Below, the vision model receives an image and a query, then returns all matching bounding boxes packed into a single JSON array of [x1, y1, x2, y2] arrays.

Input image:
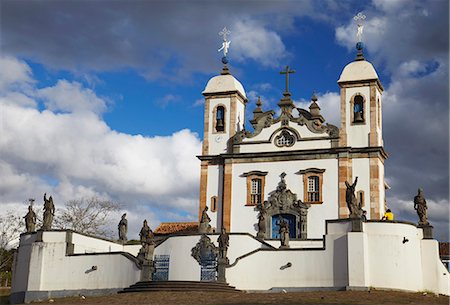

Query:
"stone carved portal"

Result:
[[256, 173, 310, 240]]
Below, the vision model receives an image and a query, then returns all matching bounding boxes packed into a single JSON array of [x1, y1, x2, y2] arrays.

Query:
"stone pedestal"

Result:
[[419, 224, 433, 239], [351, 218, 363, 232], [140, 260, 155, 281], [217, 258, 229, 283]]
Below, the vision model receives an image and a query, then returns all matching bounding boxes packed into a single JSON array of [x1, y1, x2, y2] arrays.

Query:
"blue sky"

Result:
[[1, 0, 448, 240]]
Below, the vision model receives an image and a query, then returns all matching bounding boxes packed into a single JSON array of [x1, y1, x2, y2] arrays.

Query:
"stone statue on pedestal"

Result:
[[279, 218, 290, 248], [256, 201, 267, 238], [24, 199, 37, 233], [345, 177, 362, 218], [118, 213, 128, 243], [217, 228, 229, 261], [138, 219, 155, 281], [199, 206, 212, 233], [414, 188, 429, 225], [41, 193, 55, 230]]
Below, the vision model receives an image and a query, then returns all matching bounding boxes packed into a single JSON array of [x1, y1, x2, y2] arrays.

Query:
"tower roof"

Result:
[[337, 59, 379, 83], [203, 73, 247, 99]]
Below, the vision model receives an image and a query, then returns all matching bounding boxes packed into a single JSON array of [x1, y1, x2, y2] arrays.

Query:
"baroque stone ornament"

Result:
[[118, 213, 128, 243], [199, 206, 213, 233], [24, 199, 37, 233], [414, 188, 429, 225], [191, 234, 218, 266], [345, 177, 363, 218], [41, 193, 55, 230], [256, 173, 310, 240]]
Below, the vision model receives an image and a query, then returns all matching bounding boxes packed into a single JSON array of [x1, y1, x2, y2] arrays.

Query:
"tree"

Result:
[[55, 197, 120, 238], [0, 211, 23, 275]]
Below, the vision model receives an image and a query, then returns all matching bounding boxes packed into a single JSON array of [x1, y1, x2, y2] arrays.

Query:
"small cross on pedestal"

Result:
[[280, 66, 296, 93]]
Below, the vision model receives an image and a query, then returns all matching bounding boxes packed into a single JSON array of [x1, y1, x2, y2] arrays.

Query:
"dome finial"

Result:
[[218, 27, 232, 74], [353, 12, 366, 61]]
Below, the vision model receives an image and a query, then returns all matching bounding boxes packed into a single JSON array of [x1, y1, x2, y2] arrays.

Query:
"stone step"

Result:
[[119, 280, 241, 293]]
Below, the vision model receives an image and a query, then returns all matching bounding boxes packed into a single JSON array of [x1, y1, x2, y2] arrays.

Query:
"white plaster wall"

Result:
[[40, 249, 140, 290], [352, 158, 371, 218], [376, 89, 383, 146], [206, 165, 220, 229], [208, 98, 230, 155], [420, 239, 450, 295], [236, 100, 245, 132], [264, 239, 323, 249], [377, 159, 386, 216], [230, 159, 339, 238], [346, 86, 371, 148], [71, 233, 123, 254], [12, 231, 141, 295], [364, 222, 424, 292], [154, 235, 203, 281], [226, 232, 348, 290]]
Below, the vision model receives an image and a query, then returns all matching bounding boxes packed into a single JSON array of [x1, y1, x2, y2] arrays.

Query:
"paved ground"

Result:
[[9, 290, 448, 305]]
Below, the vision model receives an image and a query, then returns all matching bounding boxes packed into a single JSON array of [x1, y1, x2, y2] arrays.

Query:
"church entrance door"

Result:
[[271, 214, 296, 239]]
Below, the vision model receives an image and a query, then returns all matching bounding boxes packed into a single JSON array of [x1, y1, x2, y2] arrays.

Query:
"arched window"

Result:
[[215, 106, 225, 132], [353, 95, 364, 123]]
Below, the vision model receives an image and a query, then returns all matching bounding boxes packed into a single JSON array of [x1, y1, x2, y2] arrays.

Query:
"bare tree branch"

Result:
[[55, 197, 120, 238]]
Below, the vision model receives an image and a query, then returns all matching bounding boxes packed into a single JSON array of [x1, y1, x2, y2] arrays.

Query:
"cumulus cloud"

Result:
[[0, 57, 202, 237], [232, 19, 288, 67], [38, 80, 108, 114]]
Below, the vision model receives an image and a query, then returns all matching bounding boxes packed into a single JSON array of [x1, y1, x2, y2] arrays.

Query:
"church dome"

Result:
[[203, 74, 247, 98], [338, 60, 379, 83]]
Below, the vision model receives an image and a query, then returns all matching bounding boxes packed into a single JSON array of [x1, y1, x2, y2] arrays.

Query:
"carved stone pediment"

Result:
[[191, 235, 218, 266], [256, 173, 311, 240]]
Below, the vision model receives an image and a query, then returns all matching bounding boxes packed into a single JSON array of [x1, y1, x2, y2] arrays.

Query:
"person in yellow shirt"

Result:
[[382, 209, 394, 221]]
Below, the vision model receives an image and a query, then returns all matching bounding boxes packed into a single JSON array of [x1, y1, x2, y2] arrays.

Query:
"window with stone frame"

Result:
[[297, 168, 325, 204], [242, 171, 268, 206]]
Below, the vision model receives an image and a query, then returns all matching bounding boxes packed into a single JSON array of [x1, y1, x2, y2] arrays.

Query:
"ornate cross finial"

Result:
[[280, 172, 287, 179], [280, 66, 296, 93], [353, 12, 366, 43], [218, 27, 231, 57], [28, 198, 35, 206]]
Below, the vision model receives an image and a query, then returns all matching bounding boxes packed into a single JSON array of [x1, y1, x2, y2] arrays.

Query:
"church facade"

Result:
[[10, 42, 449, 304], [199, 52, 386, 240]]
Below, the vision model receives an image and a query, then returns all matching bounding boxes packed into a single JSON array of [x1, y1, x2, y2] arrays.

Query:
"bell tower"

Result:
[[336, 13, 387, 220], [198, 28, 247, 229]]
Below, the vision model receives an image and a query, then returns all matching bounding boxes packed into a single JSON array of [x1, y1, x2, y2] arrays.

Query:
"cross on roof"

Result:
[[280, 66, 295, 93]]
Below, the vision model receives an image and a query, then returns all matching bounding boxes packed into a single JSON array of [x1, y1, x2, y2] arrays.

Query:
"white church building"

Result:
[[10, 37, 449, 303]]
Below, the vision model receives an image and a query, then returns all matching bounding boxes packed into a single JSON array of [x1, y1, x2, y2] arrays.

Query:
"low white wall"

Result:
[[226, 233, 348, 290], [11, 230, 141, 304]]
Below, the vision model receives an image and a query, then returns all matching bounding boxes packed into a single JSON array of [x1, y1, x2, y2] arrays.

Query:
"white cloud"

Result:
[[0, 57, 202, 237], [0, 56, 34, 91], [38, 80, 108, 114], [232, 19, 288, 67]]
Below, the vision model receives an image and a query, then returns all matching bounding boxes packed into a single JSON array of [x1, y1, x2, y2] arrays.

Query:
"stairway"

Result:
[[119, 280, 241, 293]]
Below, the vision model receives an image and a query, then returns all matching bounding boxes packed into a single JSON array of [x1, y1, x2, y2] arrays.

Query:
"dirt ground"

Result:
[[11, 290, 449, 305]]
